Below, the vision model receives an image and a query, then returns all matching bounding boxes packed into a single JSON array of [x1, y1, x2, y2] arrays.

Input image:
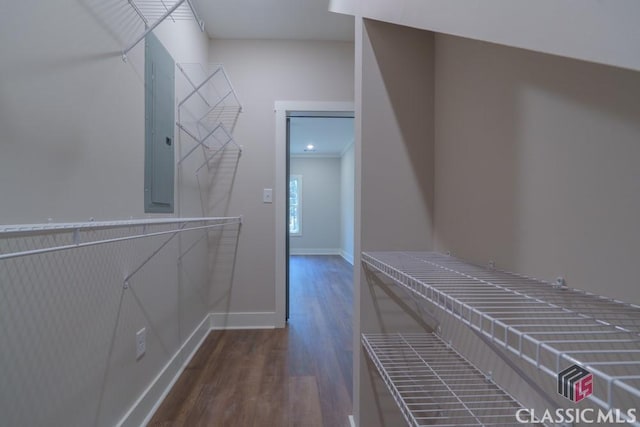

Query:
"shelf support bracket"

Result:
[[176, 122, 224, 164], [177, 63, 211, 108], [128, 0, 149, 27], [123, 222, 187, 287], [178, 67, 222, 108], [185, 0, 205, 32], [122, 0, 187, 61]]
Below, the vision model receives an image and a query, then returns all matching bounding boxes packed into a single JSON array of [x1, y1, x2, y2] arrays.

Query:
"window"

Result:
[[289, 175, 302, 236]]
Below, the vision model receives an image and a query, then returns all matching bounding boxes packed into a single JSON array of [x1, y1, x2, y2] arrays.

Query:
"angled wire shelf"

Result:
[[133, 0, 198, 21], [175, 63, 242, 176], [122, 0, 204, 60], [362, 333, 531, 426], [177, 63, 242, 139], [362, 251, 640, 424]]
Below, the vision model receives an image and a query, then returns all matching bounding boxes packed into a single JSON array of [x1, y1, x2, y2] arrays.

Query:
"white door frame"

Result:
[[274, 100, 354, 328]]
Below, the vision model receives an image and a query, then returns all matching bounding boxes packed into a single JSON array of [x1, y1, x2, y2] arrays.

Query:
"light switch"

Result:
[[263, 188, 273, 203]]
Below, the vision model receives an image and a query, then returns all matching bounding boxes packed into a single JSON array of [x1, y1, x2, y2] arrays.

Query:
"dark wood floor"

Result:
[[149, 255, 353, 427]]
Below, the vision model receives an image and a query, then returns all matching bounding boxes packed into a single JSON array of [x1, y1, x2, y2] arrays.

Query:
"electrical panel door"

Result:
[[144, 32, 175, 213]]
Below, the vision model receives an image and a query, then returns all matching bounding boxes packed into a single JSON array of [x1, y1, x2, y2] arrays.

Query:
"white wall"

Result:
[[356, 19, 436, 427], [434, 33, 640, 304], [331, 0, 640, 72], [0, 2, 216, 425], [340, 143, 355, 263], [207, 39, 354, 320], [290, 157, 341, 254]]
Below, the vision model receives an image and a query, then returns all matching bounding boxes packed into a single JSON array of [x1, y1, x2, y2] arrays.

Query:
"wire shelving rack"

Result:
[[362, 333, 533, 426], [0, 217, 241, 262], [123, 0, 204, 60], [175, 62, 242, 181], [177, 62, 242, 142], [362, 251, 640, 425]]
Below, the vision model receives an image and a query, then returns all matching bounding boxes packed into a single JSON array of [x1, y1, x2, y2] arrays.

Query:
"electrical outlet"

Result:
[[136, 328, 146, 360]]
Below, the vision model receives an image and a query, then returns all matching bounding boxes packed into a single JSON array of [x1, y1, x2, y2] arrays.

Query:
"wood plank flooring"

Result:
[[149, 255, 353, 427]]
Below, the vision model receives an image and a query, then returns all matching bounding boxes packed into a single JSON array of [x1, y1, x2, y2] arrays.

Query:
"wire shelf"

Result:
[[177, 63, 242, 140], [362, 333, 531, 426], [0, 217, 241, 261], [362, 251, 640, 422], [122, 0, 204, 59], [133, 0, 196, 21]]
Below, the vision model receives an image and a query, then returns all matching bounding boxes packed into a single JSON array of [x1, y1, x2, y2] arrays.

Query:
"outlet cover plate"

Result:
[[136, 328, 146, 360]]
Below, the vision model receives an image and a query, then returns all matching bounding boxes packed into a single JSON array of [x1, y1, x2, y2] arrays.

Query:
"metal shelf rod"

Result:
[[194, 127, 241, 173], [176, 122, 224, 164], [178, 66, 223, 108], [128, 0, 149, 26], [0, 217, 240, 237], [219, 66, 242, 112], [0, 217, 241, 261], [196, 90, 235, 123], [185, 0, 204, 31], [176, 63, 211, 107]]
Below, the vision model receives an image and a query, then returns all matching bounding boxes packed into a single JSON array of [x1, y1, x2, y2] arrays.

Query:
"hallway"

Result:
[[149, 255, 353, 426]]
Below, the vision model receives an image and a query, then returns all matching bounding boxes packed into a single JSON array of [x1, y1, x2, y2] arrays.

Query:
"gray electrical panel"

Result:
[[144, 32, 175, 213]]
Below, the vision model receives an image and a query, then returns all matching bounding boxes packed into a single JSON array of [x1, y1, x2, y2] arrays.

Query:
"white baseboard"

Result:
[[290, 248, 341, 256], [210, 311, 276, 330], [349, 414, 356, 427], [117, 314, 212, 427], [117, 311, 276, 426], [340, 250, 354, 265]]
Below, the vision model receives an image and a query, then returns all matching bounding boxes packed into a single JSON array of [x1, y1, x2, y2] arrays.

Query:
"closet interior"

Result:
[[356, 17, 640, 427]]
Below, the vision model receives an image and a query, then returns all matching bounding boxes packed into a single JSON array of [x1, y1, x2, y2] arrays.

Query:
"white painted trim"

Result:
[[117, 311, 276, 426], [117, 313, 212, 427], [340, 139, 355, 158], [275, 101, 355, 329], [290, 153, 342, 159], [290, 248, 341, 256], [349, 414, 356, 427], [340, 249, 354, 265], [210, 312, 275, 329]]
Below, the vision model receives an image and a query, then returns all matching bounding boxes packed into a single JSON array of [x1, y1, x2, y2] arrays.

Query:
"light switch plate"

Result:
[[263, 188, 273, 203]]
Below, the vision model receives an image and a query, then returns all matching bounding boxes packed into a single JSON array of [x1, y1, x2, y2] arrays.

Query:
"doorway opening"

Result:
[[286, 113, 354, 320], [274, 101, 354, 326]]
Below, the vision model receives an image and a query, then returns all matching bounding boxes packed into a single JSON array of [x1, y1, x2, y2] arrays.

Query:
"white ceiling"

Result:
[[289, 117, 354, 156], [192, 0, 354, 42]]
